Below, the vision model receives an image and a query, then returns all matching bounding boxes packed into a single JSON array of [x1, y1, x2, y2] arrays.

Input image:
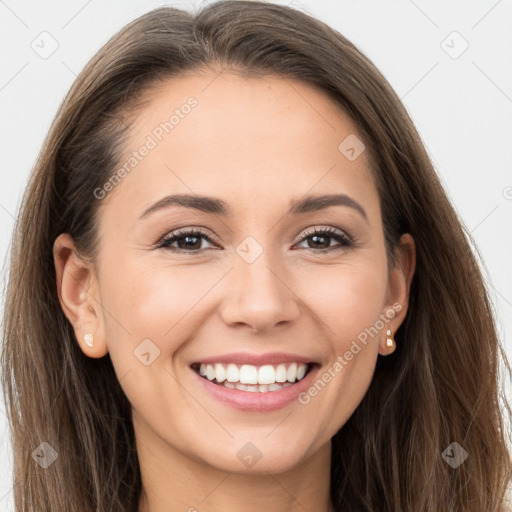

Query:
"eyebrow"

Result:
[[139, 193, 368, 221]]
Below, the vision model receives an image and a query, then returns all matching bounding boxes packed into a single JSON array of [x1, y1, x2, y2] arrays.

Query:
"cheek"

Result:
[[294, 261, 387, 435], [100, 255, 222, 353], [302, 260, 389, 344], [98, 258, 217, 411]]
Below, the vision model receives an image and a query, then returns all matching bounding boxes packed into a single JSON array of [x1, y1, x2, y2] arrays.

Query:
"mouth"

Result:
[[191, 363, 316, 393], [190, 361, 317, 393], [190, 355, 322, 412]]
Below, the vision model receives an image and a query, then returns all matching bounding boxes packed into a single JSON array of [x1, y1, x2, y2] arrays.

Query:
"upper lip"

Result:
[[190, 352, 316, 367]]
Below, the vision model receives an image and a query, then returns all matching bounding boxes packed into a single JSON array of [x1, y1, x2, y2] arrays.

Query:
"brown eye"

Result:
[[158, 229, 217, 252], [295, 227, 353, 252]]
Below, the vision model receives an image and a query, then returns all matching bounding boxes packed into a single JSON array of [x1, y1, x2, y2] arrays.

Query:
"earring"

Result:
[[385, 329, 395, 349], [84, 333, 94, 347]]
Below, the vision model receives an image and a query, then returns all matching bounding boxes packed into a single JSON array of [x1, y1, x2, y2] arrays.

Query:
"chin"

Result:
[[191, 437, 315, 475]]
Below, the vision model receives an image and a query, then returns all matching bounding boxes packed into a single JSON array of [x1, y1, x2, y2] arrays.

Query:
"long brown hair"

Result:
[[2, 1, 511, 510]]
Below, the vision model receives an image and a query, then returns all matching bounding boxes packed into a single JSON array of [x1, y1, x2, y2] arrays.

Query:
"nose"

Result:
[[218, 250, 300, 333]]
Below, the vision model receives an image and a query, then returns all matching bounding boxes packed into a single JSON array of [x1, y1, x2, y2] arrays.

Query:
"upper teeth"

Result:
[[198, 363, 308, 385]]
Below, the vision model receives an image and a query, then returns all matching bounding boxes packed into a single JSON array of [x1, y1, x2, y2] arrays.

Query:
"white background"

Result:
[[1, 0, 511, 509]]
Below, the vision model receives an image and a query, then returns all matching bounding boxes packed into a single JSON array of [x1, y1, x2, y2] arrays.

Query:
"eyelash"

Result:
[[156, 226, 354, 254]]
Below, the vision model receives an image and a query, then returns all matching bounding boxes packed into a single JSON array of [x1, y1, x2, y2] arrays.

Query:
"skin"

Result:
[[54, 70, 415, 512]]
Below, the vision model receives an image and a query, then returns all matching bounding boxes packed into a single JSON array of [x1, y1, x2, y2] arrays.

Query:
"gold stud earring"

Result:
[[385, 329, 395, 349], [84, 333, 94, 347]]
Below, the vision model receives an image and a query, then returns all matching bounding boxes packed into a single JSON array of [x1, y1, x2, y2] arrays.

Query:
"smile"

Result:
[[191, 362, 312, 393]]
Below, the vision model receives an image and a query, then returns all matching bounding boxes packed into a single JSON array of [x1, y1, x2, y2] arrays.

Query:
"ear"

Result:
[[378, 233, 416, 355], [53, 233, 108, 358]]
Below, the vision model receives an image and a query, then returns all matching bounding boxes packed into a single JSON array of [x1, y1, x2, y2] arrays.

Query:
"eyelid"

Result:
[[157, 226, 221, 246], [296, 225, 352, 241]]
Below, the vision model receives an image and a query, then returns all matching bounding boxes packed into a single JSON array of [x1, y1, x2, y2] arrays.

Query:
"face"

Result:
[[55, 70, 413, 476]]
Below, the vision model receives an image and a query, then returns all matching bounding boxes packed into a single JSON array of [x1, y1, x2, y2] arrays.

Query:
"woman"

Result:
[[2, 1, 511, 511]]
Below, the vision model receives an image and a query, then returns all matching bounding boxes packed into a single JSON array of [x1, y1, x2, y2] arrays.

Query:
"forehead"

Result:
[[101, 70, 378, 220]]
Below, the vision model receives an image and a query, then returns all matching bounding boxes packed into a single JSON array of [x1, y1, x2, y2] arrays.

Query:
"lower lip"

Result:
[[192, 364, 320, 412]]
